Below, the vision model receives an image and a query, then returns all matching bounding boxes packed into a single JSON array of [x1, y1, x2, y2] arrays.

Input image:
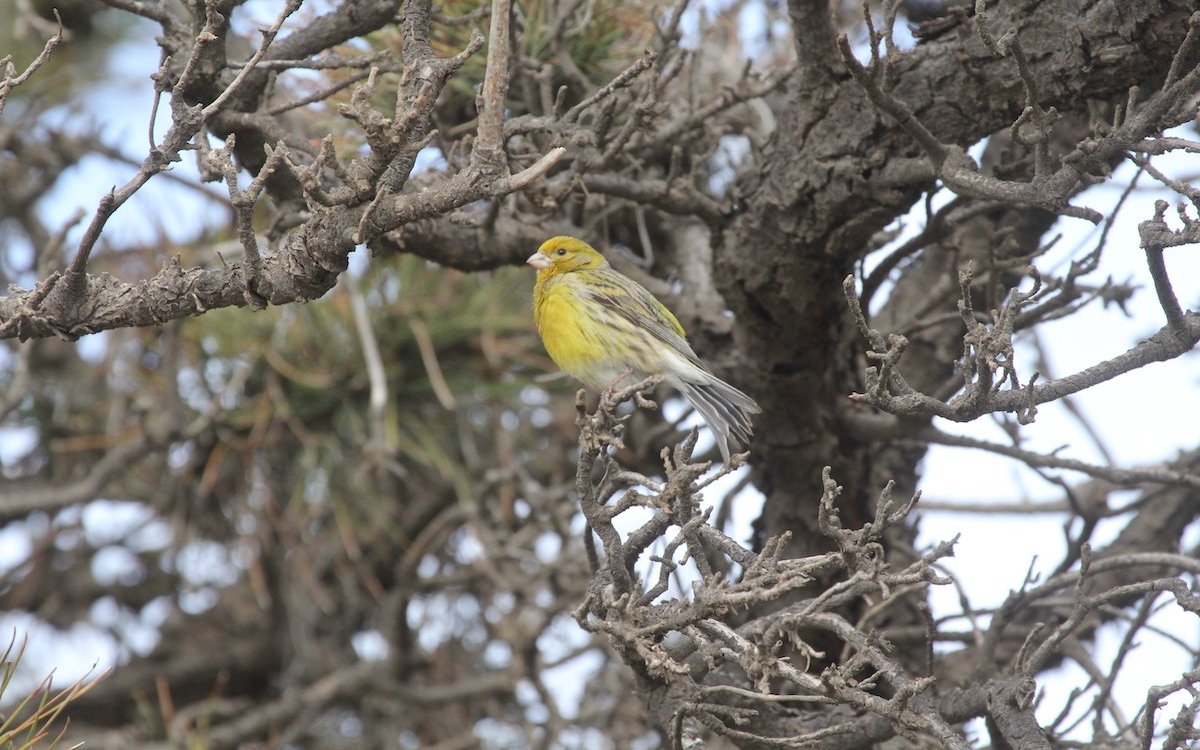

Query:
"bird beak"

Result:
[[526, 251, 551, 269]]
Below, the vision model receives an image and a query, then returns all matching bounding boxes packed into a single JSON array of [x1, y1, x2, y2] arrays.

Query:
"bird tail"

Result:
[[673, 376, 761, 462]]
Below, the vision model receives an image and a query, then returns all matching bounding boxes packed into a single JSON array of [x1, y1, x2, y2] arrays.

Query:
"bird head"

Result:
[[526, 236, 609, 275]]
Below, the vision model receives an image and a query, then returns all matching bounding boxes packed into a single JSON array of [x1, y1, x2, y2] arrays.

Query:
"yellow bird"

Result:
[[528, 236, 760, 462]]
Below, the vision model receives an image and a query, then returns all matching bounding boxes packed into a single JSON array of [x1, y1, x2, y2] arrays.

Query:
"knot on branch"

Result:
[[1139, 198, 1200, 250]]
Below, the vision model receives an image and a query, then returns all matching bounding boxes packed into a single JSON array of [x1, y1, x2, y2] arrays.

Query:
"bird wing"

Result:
[[581, 269, 704, 368]]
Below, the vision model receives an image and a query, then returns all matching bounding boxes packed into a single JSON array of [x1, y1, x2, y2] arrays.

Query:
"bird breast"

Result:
[[534, 274, 652, 389]]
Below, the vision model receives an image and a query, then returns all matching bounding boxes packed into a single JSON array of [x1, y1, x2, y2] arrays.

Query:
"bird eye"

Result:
[[556, 248, 567, 256]]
